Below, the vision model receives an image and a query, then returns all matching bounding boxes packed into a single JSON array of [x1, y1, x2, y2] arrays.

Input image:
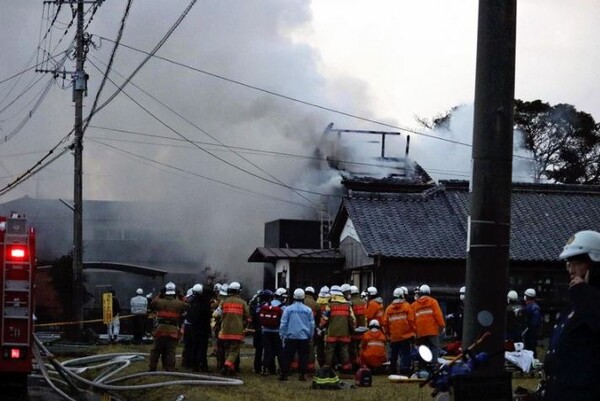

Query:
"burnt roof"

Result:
[[331, 180, 600, 262]]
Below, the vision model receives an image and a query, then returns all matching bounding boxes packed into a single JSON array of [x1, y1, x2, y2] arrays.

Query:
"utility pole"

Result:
[[72, 0, 86, 336], [461, 1, 516, 400]]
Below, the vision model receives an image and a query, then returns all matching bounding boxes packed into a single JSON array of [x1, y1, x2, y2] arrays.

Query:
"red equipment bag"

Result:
[[355, 366, 372, 387], [259, 304, 283, 329]]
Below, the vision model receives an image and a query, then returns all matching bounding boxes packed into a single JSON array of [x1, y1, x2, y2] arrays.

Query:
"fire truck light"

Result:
[[10, 348, 20, 359], [9, 247, 26, 259]]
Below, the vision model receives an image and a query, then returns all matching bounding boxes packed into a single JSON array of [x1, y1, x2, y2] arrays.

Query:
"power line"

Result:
[[86, 59, 329, 198], [87, 138, 323, 210], [89, 54, 320, 208]]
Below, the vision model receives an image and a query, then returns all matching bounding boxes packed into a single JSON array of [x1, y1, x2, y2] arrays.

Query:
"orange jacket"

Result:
[[412, 296, 445, 338], [383, 299, 416, 342], [365, 298, 384, 325], [360, 329, 387, 369]]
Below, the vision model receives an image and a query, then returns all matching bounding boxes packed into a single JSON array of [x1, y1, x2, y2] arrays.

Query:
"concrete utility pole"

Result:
[[72, 0, 86, 333], [462, 0, 517, 400]]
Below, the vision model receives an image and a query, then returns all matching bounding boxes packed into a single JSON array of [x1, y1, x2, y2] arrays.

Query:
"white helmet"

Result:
[[350, 285, 360, 295], [318, 286, 330, 297], [329, 285, 343, 296], [192, 284, 203, 294], [165, 282, 176, 295], [393, 287, 405, 298], [400, 286, 408, 296], [214, 283, 222, 292], [219, 284, 229, 296], [340, 284, 351, 293], [228, 282, 241, 292], [186, 288, 193, 297], [293, 288, 305, 300], [304, 286, 315, 294], [275, 287, 287, 297], [367, 286, 378, 296], [136, 288, 144, 295], [368, 319, 380, 329], [507, 290, 518, 302], [419, 284, 431, 295], [459, 286, 466, 301], [524, 288, 536, 298], [559, 230, 600, 262]]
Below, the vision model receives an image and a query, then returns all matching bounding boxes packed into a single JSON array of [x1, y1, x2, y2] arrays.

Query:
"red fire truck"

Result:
[[0, 215, 36, 389]]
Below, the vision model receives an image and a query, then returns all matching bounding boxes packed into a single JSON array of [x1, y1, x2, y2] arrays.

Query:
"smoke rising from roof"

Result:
[[0, 1, 381, 291]]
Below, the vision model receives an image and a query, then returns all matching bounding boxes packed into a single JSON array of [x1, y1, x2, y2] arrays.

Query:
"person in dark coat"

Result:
[[186, 284, 213, 372], [543, 230, 600, 401], [522, 288, 542, 357]]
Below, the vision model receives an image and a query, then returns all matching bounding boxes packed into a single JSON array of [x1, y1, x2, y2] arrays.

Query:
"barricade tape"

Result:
[[35, 314, 136, 328]]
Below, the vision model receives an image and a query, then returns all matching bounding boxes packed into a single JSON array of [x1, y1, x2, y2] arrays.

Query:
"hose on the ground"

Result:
[[33, 333, 243, 399]]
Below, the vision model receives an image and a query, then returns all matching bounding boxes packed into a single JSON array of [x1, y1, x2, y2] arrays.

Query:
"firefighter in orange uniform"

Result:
[[360, 319, 388, 371], [149, 282, 188, 371], [349, 285, 367, 369], [365, 286, 385, 325], [218, 281, 250, 376], [383, 287, 416, 374], [314, 286, 330, 367], [412, 284, 445, 360], [320, 285, 356, 372]]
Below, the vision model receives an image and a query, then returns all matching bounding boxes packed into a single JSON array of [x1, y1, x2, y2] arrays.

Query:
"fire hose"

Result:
[[32, 333, 243, 401]]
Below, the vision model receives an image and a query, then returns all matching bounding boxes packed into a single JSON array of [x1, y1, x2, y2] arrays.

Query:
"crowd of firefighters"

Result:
[[119, 279, 545, 379]]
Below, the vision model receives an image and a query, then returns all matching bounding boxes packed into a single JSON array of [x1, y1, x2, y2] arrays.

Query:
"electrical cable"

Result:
[[89, 54, 321, 208], [87, 137, 325, 210], [81, 0, 198, 135], [87, 59, 328, 198]]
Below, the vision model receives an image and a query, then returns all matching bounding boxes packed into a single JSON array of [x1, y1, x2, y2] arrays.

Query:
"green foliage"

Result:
[[514, 100, 600, 184]]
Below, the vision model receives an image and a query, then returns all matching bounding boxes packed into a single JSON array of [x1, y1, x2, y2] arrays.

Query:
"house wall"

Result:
[[289, 261, 341, 292], [340, 236, 373, 270]]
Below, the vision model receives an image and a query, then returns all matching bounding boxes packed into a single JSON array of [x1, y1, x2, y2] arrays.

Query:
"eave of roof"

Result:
[[248, 247, 343, 263]]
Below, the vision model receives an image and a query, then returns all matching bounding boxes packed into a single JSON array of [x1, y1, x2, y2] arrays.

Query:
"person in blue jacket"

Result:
[[278, 288, 315, 382], [522, 287, 542, 357], [543, 230, 600, 401]]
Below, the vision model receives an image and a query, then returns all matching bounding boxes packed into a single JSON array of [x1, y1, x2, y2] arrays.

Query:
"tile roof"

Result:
[[340, 181, 600, 262], [248, 247, 343, 263]]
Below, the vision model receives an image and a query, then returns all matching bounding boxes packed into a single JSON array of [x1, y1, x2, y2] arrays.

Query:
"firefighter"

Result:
[[250, 289, 271, 374], [360, 319, 388, 372], [365, 286, 384, 326], [446, 286, 465, 341], [383, 287, 416, 375], [543, 230, 600, 401], [186, 284, 212, 372], [148, 282, 188, 372], [320, 285, 355, 372], [212, 283, 228, 371], [506, 290, 524, 342], [412, 284, 445, 361], [259, 287, 286, 375], [315, 286, 330, 367], [349, 285, 367, 369], [303, 286, 318, 372], [218, 281, 250, 376], [130, 288, 148, 344], [522, 288, 542, 357]]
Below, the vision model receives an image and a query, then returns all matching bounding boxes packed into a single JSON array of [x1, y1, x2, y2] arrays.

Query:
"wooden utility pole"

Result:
[[462, 0, 517, 400], [72, 0, 86, 333]]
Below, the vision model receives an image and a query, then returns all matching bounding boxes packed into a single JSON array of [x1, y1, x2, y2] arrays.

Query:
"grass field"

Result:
[[52, 342, 541, 401]]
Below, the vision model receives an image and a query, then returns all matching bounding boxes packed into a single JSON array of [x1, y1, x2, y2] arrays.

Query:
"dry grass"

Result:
[[54, 342, 541, 401]]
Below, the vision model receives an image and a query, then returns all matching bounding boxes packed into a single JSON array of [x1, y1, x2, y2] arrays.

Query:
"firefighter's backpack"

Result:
[[354, 366, 372, 387], [258, 304, 283, 329], [311, 366, 341, 390]]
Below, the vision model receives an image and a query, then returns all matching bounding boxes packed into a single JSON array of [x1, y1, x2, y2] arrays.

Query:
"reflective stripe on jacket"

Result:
[[218, 295, 250, 341], [383, 299, 416, 342], [321, 295, 355, 343], [412, 296, 445, 338], [150, 296, 187, 339], [360, 329, 387, 368]]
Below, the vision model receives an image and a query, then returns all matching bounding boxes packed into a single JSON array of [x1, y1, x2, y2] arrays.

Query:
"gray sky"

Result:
[[0, 1, 598, 289]]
